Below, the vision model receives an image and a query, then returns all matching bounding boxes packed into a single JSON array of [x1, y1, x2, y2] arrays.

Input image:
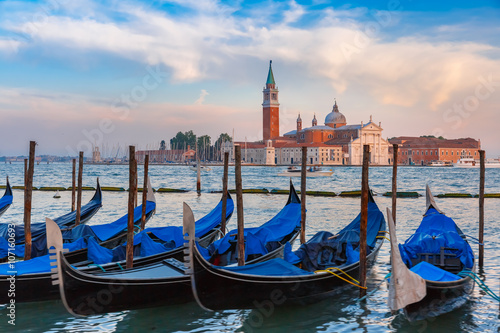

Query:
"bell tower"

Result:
[[262, 60, 280, 141]]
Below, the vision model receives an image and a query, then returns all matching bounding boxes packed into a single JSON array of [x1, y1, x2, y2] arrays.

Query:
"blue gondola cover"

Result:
[[398, 208, 474, 269]]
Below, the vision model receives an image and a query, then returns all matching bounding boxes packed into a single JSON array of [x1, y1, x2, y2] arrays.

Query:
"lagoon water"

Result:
[[0, 162, 499, 332]]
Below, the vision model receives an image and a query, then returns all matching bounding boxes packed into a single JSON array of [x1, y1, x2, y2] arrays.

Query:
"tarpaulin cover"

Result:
[[399, 208, 474, 269], [86, 197, 234, 265], [0, 237, 88, 275], [410, 261, 461, 282], [204, 202, 301, 263], [217, 257, 313, 277], [292, 201, 385, 271], [90, 201, 156, 241], [1, 200, 155, 259], [0, 185, 102, 245]]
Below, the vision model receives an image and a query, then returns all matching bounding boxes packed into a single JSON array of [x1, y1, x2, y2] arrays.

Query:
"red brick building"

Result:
[[389, 137, 481, 165]]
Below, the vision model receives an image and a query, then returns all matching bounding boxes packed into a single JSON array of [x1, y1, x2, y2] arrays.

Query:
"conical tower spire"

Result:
[[266, 60, 276, 88]]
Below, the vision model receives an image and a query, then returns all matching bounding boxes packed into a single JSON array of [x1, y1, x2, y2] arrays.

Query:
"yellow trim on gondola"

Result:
[[314, 267, 367, 290]]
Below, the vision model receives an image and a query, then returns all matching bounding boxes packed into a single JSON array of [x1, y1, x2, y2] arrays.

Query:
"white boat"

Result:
[[427, 160, 453, 167], [277, 166, 333, 177], [53, 190, 61, 199], [189, 164, 212, 172], [455, 157, 500, 168]]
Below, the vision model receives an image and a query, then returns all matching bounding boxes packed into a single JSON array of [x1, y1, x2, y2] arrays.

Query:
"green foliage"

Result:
[[170, 130, 197, 150], [215, 133, 232, 149]]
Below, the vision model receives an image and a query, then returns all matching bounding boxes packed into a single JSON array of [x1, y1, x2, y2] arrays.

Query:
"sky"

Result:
[[0, 0, 499, 157]]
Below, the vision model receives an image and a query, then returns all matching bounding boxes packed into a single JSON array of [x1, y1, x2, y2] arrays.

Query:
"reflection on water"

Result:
[[0, 163, 499, 332]]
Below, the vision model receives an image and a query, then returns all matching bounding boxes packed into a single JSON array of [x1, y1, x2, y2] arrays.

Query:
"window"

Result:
[[272, 93, 277, 100], [328, 134, 333, 139]]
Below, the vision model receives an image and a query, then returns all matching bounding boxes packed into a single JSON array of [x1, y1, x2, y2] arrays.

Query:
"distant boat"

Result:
[[278, 166, 333, 177], [189, 164, 212, 171], [455, 157, 500, 168], [427, 160, 452, 167], [53, 190, 61, 199]]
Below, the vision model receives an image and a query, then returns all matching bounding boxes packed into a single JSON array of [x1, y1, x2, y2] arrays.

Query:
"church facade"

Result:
[[235, 61, 391, 165]]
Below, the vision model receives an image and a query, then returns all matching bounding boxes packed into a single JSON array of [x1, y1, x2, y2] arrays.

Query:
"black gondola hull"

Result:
[[0, 225, 214, 304], [0, 209, 157, 304], [59, 253, 193, 315], [190, 238, 383, 310], [404, 274, 475, 321]]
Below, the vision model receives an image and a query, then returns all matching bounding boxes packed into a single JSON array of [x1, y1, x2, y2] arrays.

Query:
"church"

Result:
[[233, 61, 391, 165]]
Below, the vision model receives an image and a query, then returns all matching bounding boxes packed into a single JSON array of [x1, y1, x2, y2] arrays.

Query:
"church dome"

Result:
[[325, 101, 346, 127]]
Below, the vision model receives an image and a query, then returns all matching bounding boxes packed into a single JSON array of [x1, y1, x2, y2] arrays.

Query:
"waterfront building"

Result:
[[389, 137, 481, 165]]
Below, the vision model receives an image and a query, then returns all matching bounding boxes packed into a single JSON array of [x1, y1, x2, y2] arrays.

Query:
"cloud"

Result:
[[0, 1, 499, 155], [194, 89, 209, 105], [0, 38, 21, 54]]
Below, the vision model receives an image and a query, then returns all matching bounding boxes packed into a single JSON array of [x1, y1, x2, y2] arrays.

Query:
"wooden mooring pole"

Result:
[[126, 146, 137, 269], [71, 158, 76, 211], [24, 159, 27, 188], [135, 160, 138, 208], [221, 151, 229, 235], [392, 144, 398, 225], [300, 146, 307, 244], [23, 141, 36, 261], [140, 154, 149, 231], [75, 151, 83, 226], [196, 141, 201, 194], [479, 150, 485, 269], [359, 144, 370, 298], [235, 145, 245, 266]]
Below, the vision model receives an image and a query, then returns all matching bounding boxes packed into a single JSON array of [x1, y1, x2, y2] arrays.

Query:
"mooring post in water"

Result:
[[140, 154, 149, 231], [479, 149, 485, 268], [300, 146, 307, 244], [71, 158, 76, 211], [135, 160, 138, 208], [359, 144, 370, 298], [75, 151, 83, 226], [196, 141, 201, 194], [221, 151, 229, 235], [235, 145, 245, 266], [24, 141, 36, 261], [126, 146, 137, 269], [24, 159, 27, 187], [392, 144, 398, 225]]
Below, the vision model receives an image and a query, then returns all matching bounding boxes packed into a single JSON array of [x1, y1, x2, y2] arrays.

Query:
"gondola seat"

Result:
[[410, 247, 463, 274]]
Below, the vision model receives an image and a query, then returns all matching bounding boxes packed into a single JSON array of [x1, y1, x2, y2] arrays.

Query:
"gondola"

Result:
[[56, 183, 301, 315], [0, 177, 13, 218], [386, 185, 475, 322], [0, 183, 156, 303], [0, 179, 103, 260], [188, 189, 386, 310]]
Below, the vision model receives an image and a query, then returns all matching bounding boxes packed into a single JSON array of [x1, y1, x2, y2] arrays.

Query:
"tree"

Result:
[[214, 133, 232, 161], [170, 131, 197, 150], [160, 140, 166, 150], [197, 135, 211, 160]]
